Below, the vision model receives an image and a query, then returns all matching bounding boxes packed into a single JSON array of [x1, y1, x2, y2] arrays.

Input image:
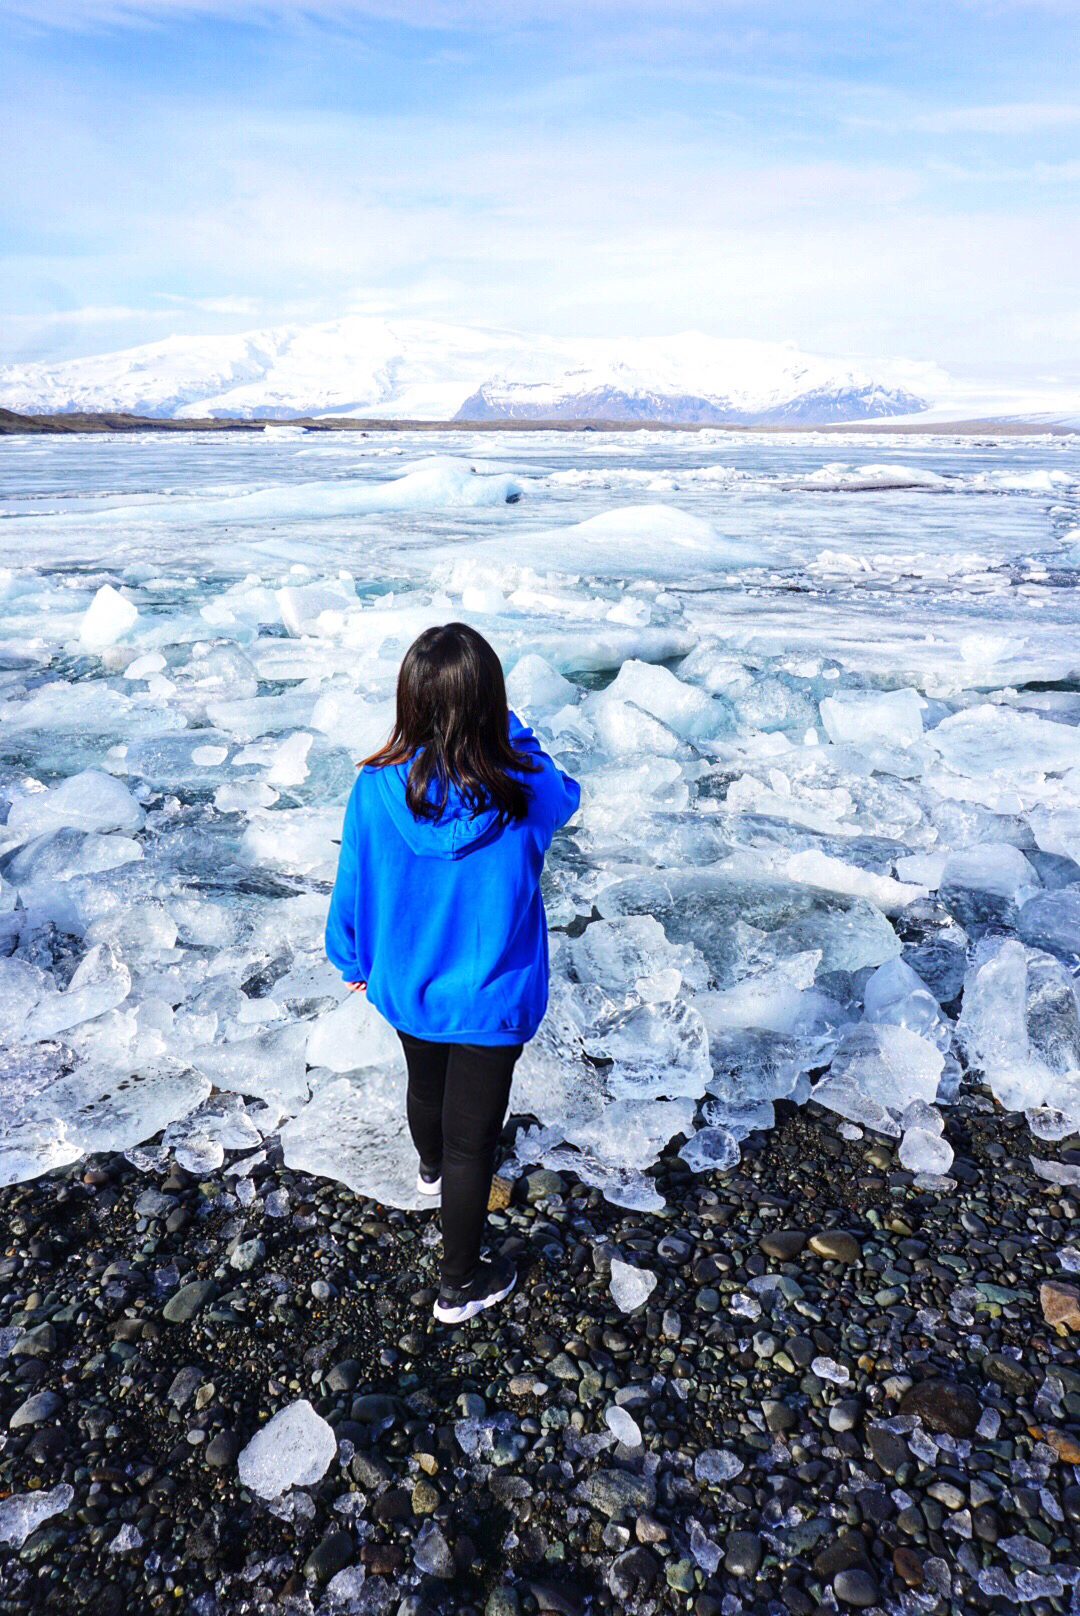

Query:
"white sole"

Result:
[[433, 1270, 516, 1325], [416, 1172, 441, 1196]]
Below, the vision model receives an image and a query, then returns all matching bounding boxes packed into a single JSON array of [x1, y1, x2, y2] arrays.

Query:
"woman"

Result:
[[325, 623, 581, 1324]]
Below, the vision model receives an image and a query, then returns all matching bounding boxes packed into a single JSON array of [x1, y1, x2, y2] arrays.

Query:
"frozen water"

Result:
[[604, 1405, 643, 1447], [1, 428, 1078, 1201], [0, 1483, 74, 1548], [958, 938, 1080, 1130], [237, 1399, 337, 1498], [694, 1449, 744, 1484], [609, 1257, 658, 1312]]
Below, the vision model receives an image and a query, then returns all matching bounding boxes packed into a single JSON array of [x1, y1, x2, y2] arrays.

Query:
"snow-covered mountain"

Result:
[[0, 317, 928, 423]]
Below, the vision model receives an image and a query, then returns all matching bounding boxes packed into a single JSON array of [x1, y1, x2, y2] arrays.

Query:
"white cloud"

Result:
[[912, 101, 1080, 134]]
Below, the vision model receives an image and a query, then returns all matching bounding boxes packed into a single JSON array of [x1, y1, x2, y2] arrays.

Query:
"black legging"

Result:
[[397, 1030, 522, 1288]]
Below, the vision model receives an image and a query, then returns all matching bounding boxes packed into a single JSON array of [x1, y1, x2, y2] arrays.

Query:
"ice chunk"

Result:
[[604, 1405, 642, 1448], [957, 938, 1080, 1127], [237, 1400, 337, 1498], [1015, 885, 1080, 956], [594, 659, 730, 742], [163, 1093, 264, 1174], [679, 1125, 740, 1173], [195, 1023, 310, 1113], [6, 771, 144, 842], [940, 844, 1041, 933], [608, 1257, 657, 1312], [813, 1023, 944, 1136], [0, 1483, 74, 1548], [25, 944, 131, 1040], [694, 1449, 744, 1484], [234, 730, 312, 786], [820, 687, 925, 747], [80, 584, 138, 649], [305, 990, 402, 1073], [770, 848, 927, 917], [240, 808, 341, 878], [928, 704, 1080, 778], [506, 653, 576, 713], [899, 1127, 954, 1175], [281, 1071, 422, 1210], [689, 1520, 723, 1574]]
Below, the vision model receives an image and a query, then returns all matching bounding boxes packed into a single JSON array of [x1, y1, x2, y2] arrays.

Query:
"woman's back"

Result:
[[326, 708, 579, 1043]]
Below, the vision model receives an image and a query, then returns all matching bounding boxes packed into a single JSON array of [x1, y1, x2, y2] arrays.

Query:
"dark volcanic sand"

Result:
[[1, 1093, 1078, 1616]]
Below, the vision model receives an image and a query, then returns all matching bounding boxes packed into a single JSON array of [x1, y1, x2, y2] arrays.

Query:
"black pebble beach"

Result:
[[1, 1090, 1079, 1616]]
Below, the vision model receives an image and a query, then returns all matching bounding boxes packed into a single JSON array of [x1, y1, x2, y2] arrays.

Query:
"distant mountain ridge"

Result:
[[0, 316, 928, 424]]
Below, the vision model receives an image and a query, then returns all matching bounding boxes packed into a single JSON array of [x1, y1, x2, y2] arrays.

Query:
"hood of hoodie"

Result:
[[373, 760, 507, 860]]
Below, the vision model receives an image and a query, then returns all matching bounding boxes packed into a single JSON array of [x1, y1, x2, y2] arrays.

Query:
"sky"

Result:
[[1, 1, 1078, 386]]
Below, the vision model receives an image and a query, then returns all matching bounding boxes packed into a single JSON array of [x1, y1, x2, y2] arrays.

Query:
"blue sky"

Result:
[[1, 1, 1078, 383]]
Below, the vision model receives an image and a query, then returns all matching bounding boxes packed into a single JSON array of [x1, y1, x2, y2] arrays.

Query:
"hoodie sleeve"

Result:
[[509, 708, 581, 838], [325, 778, 363, 978]]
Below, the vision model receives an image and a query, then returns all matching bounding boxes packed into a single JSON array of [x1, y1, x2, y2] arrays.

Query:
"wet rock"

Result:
[[1040, 1279, 1080, 1330], [834, 1568, 879, 1607], [724, 1530, 763, 1578], [981, 1354, 1035, 1397], [575, 1469, 656, 1520], [808, 1231, 862, 1264], [9, 1390, 63, 1430], [897, 1378, 981, 1437], [304, 1527, 353, 1583], [760, 1231, 806, 1260], [162, 1279, 217, 1324]]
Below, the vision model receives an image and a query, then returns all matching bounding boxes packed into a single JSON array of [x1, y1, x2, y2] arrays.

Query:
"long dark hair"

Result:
[[361, 623, 539, 822]]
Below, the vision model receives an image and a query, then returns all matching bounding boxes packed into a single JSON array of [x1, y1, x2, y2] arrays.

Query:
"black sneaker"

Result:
[[416, 1162, 442, 1196], [433, 1254, 516, 1324]]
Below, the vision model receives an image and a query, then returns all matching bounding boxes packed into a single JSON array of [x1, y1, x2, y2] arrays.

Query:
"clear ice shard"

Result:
[[237, 1400, 337, 1498], [957, 938, 1080, 1130], [0, 1484, 74, 1548], [608, 1257, 658, 1312]]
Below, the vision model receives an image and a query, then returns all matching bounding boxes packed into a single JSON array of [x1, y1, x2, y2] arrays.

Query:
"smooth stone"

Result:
[[229, 1239, 265, 1272], [204, 1429, 242, 1467], [724, 1531, 763, 1578], [9, 1390, 63, 1429], [833, 1568, 879, 1607], [893, 1546, 924, 1587], [981, 1355, 1035, 1397], [808, 1231, 862, 1264], [162, 1280, 216, 1324], [760, 1231, 806, 1260], [304, 1528, 353, 1583], [897, 1378, 981, 1437]]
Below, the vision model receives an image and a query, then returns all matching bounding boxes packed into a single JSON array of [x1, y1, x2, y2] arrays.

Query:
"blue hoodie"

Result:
[[325, 711, 581, 1045]]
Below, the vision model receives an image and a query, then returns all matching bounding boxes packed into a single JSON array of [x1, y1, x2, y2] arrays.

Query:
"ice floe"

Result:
[[0, 429, 1078, 1208]]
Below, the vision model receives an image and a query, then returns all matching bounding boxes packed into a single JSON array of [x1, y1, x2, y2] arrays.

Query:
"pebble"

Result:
[[162, 1279, 217, 1323], [833, 1568, 879, 1607], [808, 1231, 862, 1264]]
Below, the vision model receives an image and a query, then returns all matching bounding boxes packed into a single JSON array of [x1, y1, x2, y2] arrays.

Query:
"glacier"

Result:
[[0, 316, 927, 424], [0, 424, 1078, 1209]]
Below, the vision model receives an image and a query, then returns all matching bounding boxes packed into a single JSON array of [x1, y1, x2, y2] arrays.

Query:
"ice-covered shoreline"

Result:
[[1, 429, 1079, 1209]]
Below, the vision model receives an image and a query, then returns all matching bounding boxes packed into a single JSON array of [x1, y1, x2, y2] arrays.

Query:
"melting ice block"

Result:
[[819, 687, 925, 747], [939, 844, 1041, 934], [927, 704, 1080, 778], [79, 584, 138, 650], [813, 1023, 944, 1137], [608, 1257, 658, 1312], [592, 659, 730, 742], [237, 1400, 337, 1498], [506, 653, 576, 713], [957, 938, 1080, 1129], [0, 1483, 74, 1548], [305, 989, 405, 1074], [6, 771, 144, 842], [281, 1071, 422, 1210]]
